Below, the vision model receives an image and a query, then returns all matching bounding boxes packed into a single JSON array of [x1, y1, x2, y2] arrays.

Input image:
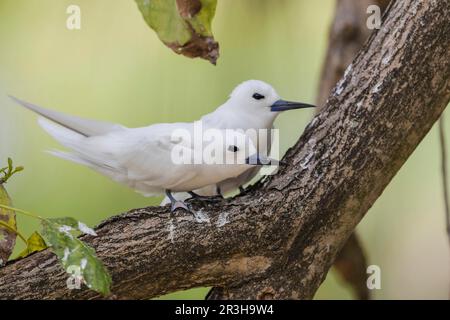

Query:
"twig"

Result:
[[0, 204, 45, 221]]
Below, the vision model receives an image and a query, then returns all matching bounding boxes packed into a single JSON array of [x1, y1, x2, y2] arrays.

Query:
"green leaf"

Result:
[[41, 219, 111, 296], [135, 0, 219, 64], [0, 158, 24, 184], [17, 231, 47, 258], [13, 166, 24, 174], [0, 184, 16, 266]]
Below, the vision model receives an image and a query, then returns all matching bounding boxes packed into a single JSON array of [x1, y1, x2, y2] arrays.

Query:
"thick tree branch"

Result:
[[0, 0, 449, 299]]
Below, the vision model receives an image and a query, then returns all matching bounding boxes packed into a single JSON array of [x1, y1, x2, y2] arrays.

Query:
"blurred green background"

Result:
[[0, 0, 448, 299]]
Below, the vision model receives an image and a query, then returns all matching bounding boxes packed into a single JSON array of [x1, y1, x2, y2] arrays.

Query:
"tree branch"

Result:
[[0, 0, 449, 299]]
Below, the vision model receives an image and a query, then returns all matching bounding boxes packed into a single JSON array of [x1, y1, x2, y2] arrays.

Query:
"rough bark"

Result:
[[0, 0, 449, 299], [316, 0, 391, 300]]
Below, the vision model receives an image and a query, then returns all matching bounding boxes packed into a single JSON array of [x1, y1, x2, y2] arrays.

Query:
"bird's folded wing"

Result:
[[108, 127, 195, 183]]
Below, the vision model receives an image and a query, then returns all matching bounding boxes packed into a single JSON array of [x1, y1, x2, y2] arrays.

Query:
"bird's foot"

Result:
[[165, 189, 191, 212], [170, 200, 190, 212]]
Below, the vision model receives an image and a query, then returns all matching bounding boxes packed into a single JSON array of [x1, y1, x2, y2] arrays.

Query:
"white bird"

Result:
[[161, 80, 315, 205], [9, 95, 277, 211]]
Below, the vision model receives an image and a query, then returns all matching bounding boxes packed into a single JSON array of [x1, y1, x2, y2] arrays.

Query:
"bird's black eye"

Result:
[[228, 145, 239, 153], [252, 93, 265, 100]]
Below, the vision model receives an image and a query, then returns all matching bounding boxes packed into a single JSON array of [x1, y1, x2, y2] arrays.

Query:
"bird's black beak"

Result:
[[245, 154, 280, 166], [270, 99, 316, 112]]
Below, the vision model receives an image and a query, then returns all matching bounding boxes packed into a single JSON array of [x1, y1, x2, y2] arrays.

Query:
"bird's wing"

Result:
[[118, 125, 195, 181], [10, 95, 125, 137]]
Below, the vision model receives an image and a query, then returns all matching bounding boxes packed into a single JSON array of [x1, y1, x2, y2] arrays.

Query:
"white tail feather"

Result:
[[10, 95, 125, 136], [38, 117, 117, 169], [38, 117, 84, 149]]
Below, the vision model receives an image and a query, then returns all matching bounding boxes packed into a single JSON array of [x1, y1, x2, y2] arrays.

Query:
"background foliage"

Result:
[[0, 0, 448, 299]]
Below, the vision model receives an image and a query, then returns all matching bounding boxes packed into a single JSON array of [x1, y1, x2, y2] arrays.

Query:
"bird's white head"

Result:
[[230, 80, 280, 111], [226, 80, 316, 122]]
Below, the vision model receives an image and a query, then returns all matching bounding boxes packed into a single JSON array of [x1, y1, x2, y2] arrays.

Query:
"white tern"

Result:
[[9, 94, 280, 211]]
